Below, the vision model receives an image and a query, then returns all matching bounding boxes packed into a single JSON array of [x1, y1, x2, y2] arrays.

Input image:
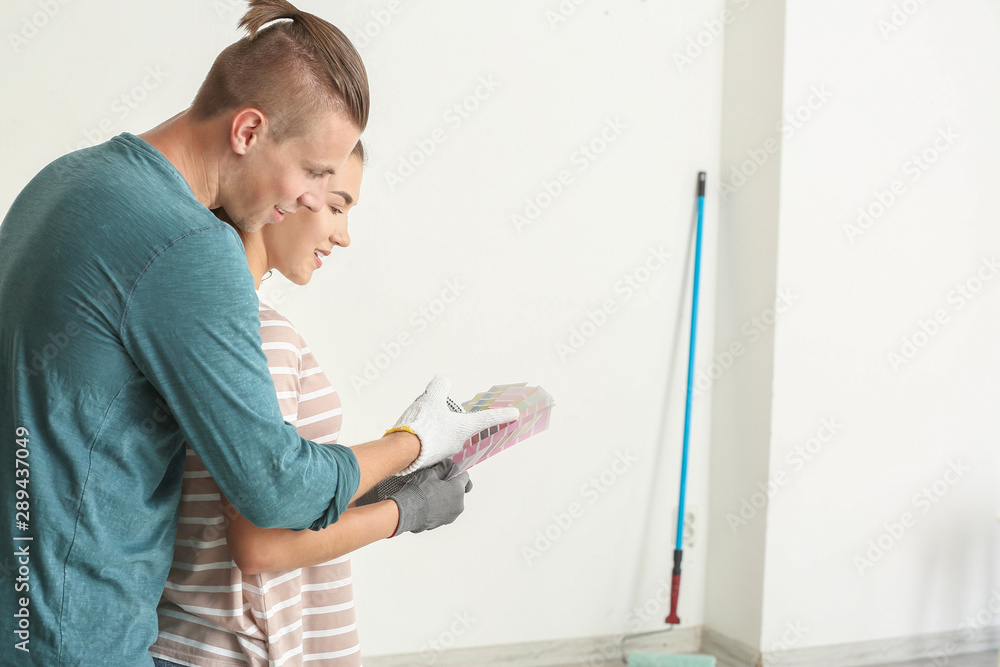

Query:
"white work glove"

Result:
[[387, 375, 519, 475]]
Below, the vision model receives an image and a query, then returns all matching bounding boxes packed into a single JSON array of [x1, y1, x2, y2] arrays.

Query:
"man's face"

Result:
[[259, 154, 363, 286], [224, 112, 360, 233]]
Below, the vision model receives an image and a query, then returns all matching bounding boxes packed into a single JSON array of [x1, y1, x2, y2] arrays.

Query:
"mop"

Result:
[[625, 172, 715, 667]]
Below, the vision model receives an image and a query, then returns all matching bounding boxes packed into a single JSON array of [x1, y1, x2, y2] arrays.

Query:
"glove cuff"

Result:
[[396, 455, 428, 476], [385, 425, 425, 476]]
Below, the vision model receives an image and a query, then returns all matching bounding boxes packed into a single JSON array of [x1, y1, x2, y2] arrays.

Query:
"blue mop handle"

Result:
[[674, 172, 706, 550]]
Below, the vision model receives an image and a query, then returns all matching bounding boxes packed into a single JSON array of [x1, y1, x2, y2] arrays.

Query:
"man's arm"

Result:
[[121, 227, 363, 530], [225, 455, 471, 574], [223, 432, 419, 574]]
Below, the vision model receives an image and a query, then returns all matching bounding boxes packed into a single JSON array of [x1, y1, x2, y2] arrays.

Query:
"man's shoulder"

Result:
[[57, 134, 238, 262]]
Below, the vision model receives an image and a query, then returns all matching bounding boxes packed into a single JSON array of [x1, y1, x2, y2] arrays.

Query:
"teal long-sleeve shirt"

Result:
[[0, 133, 361, 666]]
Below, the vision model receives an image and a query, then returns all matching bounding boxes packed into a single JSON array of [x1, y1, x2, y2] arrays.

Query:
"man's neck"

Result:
[[139, 110, 223, 210], [213, 208, 268, 289]]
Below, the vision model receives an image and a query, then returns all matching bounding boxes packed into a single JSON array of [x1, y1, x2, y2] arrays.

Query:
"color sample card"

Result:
[[446, 384, 554, 479]]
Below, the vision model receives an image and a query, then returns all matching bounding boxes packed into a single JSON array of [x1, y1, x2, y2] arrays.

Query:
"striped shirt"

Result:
[[152, 293, 362, 666]]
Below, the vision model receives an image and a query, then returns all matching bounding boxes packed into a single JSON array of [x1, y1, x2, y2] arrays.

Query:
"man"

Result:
[[0, 3, 515, 665]]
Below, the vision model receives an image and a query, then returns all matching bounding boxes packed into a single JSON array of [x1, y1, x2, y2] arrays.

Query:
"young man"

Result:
[[0, 2, 515, 665]]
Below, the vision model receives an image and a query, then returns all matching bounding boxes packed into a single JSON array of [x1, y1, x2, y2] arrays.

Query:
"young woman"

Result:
[[150, 143, 473, 667]]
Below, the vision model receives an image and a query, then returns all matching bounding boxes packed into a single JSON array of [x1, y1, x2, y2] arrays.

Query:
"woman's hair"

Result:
[[191, 0, 369, 142], [351, 138, 365, 165]]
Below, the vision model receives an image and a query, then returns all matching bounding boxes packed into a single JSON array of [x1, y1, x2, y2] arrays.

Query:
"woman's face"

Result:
[[260, 155, 363, 285]]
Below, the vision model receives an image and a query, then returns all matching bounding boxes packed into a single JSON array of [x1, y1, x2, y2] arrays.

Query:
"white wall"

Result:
[[704, 0, 786, 650], [0, 0, 723, 657], [704, 0, 1000, 658], [761, 0, 1000, 652]]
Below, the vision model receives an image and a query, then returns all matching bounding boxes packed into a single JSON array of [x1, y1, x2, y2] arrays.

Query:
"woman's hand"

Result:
[[389, 375, 518, 475]]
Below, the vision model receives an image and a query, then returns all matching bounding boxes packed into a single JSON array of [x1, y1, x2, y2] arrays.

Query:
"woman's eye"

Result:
[[329, 207, 344, 215]]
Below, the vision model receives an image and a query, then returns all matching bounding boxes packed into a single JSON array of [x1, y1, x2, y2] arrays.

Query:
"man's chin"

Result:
[[229, 214, 268, 233]]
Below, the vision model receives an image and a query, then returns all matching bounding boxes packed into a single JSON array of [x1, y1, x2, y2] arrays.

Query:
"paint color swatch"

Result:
[[446, 384, 554, 479]]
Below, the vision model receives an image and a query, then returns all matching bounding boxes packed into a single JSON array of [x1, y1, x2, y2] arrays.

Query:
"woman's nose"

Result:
[[331, 220, 350, 248]]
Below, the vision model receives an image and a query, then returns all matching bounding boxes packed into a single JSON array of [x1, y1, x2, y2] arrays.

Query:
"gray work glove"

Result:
[[356, 460, 473, 536]]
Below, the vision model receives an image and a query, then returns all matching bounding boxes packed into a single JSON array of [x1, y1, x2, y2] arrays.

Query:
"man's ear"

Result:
[[229, 109, 267, 156]]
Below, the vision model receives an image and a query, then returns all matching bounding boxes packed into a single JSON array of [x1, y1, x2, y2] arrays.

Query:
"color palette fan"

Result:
[[446, 383, 554, 479]]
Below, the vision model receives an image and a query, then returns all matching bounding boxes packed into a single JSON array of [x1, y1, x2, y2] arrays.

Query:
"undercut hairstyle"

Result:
[[191, 0, 369, 142]]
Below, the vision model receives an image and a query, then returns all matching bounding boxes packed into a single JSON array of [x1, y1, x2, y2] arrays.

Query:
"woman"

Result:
[[150, 142, 471, 667]]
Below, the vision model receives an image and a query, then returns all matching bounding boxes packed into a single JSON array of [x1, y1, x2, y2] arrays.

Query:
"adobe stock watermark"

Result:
[[886, 254, 999, 372], [384, 76, 502, 191], [725, 417, 842, 534], [67, 64, 169, 152], [555, 245, 669, 361], [763, 620, 809, 666], [217, 0, 403, 45], [585, 575, 695, 664], [8, 0, 72, 54], [512, 117, 628, 234], [927, 589, 1000, 667], [623, 578, 674, 633], [351, 1, 403, 50], [350, 279, 467, 393], [582, 577, 682, 666], [212, 0, 244, 19], [12, 426, 32, 653], [545, 0, 589, 30], [853, 459, 970, 575], [673, 0, 752, 72], [521, 449, 637, 565], [415, 611, 476, 665], [692, 288, 797, 396], [843, 126, 958, 243], [719, 86, 833, 201], [22, 263, 146, 379], [877, 0, 930, 41]]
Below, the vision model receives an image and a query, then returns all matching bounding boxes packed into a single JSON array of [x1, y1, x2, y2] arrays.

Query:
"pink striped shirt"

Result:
[[152, 293, 362, 666]]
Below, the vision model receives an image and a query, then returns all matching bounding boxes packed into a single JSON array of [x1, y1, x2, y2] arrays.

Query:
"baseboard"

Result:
[[758, 624, 1000, 667], [364, 627, 702, 667], [701, 626, 761, 666], [703, 624, 1000, 667], [364, 624, 1000, 667]]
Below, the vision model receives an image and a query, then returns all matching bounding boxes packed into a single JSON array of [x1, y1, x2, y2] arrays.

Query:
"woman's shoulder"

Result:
[[255, 292, 306, 346]]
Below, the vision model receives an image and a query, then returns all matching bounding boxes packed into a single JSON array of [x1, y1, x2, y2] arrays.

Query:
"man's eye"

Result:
[[311, 172, 323, 178]]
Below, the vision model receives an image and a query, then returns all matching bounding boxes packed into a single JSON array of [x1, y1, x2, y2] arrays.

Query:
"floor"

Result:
[[869, 652, 997, 667], [547, 648, 998, 667]]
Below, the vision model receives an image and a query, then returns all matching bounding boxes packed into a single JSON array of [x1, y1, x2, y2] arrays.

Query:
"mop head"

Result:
[[626, 653, 716, 667]]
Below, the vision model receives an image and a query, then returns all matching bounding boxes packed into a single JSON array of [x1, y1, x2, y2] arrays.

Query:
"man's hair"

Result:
[[191, 0, 369, 141]]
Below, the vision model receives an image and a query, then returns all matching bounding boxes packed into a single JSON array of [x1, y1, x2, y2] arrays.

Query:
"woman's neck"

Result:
[[240, 233, 269, 290]]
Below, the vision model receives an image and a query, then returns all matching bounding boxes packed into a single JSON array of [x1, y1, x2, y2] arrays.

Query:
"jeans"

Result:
[[153, 658, 186, 667]]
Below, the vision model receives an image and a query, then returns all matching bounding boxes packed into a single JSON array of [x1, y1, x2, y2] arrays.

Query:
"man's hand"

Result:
[[357, 460, 473, 536], [389, 375, 518, 475]]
